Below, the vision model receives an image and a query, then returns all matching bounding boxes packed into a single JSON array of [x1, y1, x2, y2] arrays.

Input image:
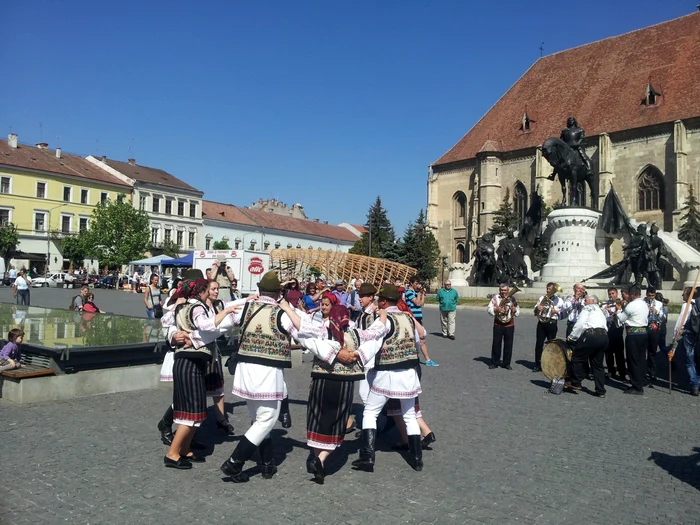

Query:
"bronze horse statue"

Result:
[[542, 137, 597, 208]]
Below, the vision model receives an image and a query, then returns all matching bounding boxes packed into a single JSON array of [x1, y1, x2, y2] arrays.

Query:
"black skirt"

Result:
[[306, 378, 354, 450], [205, 347, 225, 397], [173, 357, 207, 426]]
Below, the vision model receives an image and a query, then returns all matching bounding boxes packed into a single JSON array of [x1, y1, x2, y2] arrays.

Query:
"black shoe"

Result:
[[407, 435, 423, 472], [180, 454, 206, 463], [488, 364, 498, 370], [351, 429, 376, 472], [501, 364, 512, 370], [220, 436, 257, 483], [308, 457, 325, 484], [448, 335, 455, 340], [391, 442, 409, 451], [623, 388, 643, 395], [278, 397, 292, 429], [532, 366, 542, 373], [216, 419, 235, 436], [164, 456, 192, 470], [157, 419, 174, 446], [594, 392, 606, 398], [691, 388, 699, 397], [421, 432, 436, 450], [258, 437, 277, 479]]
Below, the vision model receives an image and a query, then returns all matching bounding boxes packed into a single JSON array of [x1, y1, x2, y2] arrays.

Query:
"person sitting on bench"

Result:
[[0, 328, 24, 372]]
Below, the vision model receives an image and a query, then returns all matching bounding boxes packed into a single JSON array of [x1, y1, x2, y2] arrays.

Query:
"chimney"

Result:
[[36, 142, 49, 149], [56, 148, 62, 159], [101, 155, 107, 163], [128, 158, 136, 166], [8, 133, 18, 149], [323, 221, 328, 224], [314, 218, 319, 222]]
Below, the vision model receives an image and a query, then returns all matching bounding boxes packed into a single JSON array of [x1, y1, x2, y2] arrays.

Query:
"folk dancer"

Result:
[[352, 284, 424, 473], [644, 286, 665, 384], [566, 295, 608, 397], [487, 283, 520, 370], [355, 282, 379, 404], [219, 272, 300, 482], [533, 282, 563, 373], [600, 287, 627, 381], [615, 285, 649, 395]]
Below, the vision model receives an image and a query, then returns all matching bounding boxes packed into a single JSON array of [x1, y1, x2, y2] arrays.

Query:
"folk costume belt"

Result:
[[626, 326, 647, 335], [539, 319, 558, 324], [583, 328, 607, 336]]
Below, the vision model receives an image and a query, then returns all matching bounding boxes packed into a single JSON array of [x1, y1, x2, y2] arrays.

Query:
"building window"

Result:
[[0, 176, 10, 194], [177, 201, 184, 216], [139, 195, 147, 211], [34, 212, 46, 232], [152, 197, 160, 213], [79, 217, 88, 232], [61, 215, 71, 234], [0, 209, 10, 225], [520, 110, 535, 132], [638, 166, 664, 211], [151, 228, 159, 244], [80, 189, 89, 204], [455, 243, 465, 264], [100, 192, 108, 204], [275, 241, 281, 249], [63, 186, 72, 202], [164, 229, 172, 242], [513, 182, 528, 227], [176, 231, 184, 247], [641, 82, 661, 106], [37, 182, 47, 199], [453, 192, 467, 227], [188, 232, 195, 248], [190, 203, 197, 218], [234, 239, 241, 249], [205, 238, 211, 250], [165, 199, 172, 214]]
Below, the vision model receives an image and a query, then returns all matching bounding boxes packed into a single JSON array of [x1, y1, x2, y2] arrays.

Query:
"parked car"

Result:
[[32, 272, 77, 287], [96, 275, 117, 289]]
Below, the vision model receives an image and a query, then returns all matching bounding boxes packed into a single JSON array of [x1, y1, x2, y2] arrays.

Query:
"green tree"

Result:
[[60, 232, 89, 269], [402, 209, 441, 282], [212, 240, 230, 250], [157, 239, 181, 258], [0, 222, 20, 271], [349, 196, 396, 258], [489, 188, 520, 238], [85, 194, 150, 267], [679, 184, 700, 251]]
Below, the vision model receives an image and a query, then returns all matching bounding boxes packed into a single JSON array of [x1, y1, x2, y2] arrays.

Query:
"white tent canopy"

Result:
[[128, 254, 175, 266]]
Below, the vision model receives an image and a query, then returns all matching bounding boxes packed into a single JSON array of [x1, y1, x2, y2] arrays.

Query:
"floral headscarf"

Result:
[[328, 304, 350, 346]]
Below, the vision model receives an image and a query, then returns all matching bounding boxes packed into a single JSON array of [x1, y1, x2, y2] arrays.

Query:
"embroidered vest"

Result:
[[237, 302, 292, 368], [375, 313, 419, 371], [311, 328, 364, 381], [173, 300, 214, 361], [357, 311, 377, 330]]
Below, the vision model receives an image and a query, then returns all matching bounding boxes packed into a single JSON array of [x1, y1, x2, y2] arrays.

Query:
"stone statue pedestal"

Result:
[[539, 208, 609, 286], [447, 263, 469, 287]]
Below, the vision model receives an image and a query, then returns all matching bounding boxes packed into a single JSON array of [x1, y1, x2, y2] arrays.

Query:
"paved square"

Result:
[[1, 296, 699, 524]]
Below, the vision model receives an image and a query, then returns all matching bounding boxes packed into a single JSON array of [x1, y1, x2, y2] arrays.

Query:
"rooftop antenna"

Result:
[[539, 42, 544, 57]]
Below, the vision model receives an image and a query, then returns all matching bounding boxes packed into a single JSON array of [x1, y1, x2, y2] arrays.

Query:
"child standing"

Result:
[[0, 329, 24, 372]]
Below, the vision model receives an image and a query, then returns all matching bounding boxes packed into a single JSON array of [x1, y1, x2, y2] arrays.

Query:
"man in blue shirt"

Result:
[[332, 279, 349, 307], [404, 276, 425, 325]]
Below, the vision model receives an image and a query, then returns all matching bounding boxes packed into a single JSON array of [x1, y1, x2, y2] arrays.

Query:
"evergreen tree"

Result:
[[349, 196, 396, 258], [402, 209, 441, 282], [679, 184, 700, 251], [212, 240, 230, 250], [489, 189, 519, 238], [0, 222, 20, 272]]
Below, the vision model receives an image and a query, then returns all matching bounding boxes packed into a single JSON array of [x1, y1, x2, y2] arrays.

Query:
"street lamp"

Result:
[[47, 203, 69, 274]]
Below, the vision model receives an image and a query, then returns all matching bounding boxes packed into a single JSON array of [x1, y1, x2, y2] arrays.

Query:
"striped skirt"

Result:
[[173, 357, 208, 427], [205, 347, 225, 398], [306, 378, 355, 450]]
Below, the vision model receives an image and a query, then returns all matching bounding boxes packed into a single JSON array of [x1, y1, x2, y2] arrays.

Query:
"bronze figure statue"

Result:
[[472, 233, 497, 286]]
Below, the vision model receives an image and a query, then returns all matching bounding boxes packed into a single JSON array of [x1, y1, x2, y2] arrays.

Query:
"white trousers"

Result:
[[358, 377, 371, 404], [362, 391, 420, 435], [244, 399, 280, 446]]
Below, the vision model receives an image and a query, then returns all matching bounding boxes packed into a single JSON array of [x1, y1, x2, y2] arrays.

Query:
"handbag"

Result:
[[150, 287, 164, 319]]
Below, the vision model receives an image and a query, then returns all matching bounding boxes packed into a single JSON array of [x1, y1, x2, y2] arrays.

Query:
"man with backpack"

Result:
[[674, 287, 700, 396], [70, 286, 90, 312]]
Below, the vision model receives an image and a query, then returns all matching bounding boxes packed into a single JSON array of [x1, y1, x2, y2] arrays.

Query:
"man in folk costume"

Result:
[[565, 295, 609, 397], [533, 282, 563, 373], [352, 284, 424, 472], [600, 287, 627, 381], [218, 271, 300, 482], [487, 283, 519, 370], [615, 285, 649, 395], [355, 282, 378, 404], [644, 286, 665, 384]]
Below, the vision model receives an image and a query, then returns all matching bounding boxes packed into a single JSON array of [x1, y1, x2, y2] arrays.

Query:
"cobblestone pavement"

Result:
[[1, 307, 700, 524]]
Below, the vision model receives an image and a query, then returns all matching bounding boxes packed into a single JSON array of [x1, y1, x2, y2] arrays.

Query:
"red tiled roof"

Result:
[[99, 157, 201, 193], [202, 200, 359, 243], [0, 140, 130, 187], [352, 224, 368, 234], [434, 12, 700, 166]]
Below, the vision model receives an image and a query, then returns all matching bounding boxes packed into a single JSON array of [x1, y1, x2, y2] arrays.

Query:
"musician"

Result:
[[487, 283, 519, 370], [616, 285, 649, 395], [600, 287, 627, 381], [561, 283, 587, 337], [566, 295, 608, 397], [644, 286, 665, 384], [533, 282, 563, 373]]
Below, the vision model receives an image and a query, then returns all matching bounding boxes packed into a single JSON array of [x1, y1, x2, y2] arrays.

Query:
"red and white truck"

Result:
[[192, 249, 271, 295]]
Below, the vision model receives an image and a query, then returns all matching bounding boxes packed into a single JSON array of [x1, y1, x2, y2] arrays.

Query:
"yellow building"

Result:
[[0, 134, 132, 273]]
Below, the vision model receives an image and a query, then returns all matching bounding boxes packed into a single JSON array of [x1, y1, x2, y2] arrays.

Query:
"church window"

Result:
[[513, 182, 528, 227], [455, 243, 465, 264], [638, 166, 664, 211], [520, 110, 535, 132], [453, 192, 467, 227], [641, 82, 661, 106]]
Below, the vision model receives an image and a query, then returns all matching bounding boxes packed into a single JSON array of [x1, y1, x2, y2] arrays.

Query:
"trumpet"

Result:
[[496, 285, 521, 324], [537, 283, 562, 322]]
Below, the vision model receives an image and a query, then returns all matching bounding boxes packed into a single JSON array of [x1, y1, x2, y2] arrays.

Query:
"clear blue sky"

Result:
[[1, 1, 693, 235]]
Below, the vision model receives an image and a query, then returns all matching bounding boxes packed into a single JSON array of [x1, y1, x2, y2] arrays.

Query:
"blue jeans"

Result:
[[16, 289, 30, 306], [146, 308, 154, 319], [681, 337, 700, 389]]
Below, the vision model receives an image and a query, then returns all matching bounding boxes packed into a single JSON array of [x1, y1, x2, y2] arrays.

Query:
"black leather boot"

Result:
[[278, 397, 292, 429], [257, 438, 277, 479], [216, 418, 235, 436], [351, 429, 376, 472], [407, 435, 423, 472], [157, 406, 174, 445], [220, 436, 257, 483]]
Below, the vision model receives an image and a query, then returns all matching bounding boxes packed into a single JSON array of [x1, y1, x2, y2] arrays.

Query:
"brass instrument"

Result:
[[537, 283, 563, 322], [496, 285, 521, 324]]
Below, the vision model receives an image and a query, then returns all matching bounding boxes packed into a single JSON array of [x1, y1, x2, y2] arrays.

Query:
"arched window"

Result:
[[453, 192, 467, 227], [455, 243, 465, 264], [513, 182, 528, 227], [638, 166, 664, 211]]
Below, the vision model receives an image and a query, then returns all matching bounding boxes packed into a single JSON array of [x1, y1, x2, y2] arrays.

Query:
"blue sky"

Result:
[[1, 1, 692, 235]]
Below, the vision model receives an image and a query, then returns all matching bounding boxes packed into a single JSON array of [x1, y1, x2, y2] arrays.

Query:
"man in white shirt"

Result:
[[487, 283, 520, 370], [533, 282, 563, 372], [616, 285, 649, 395], [561, 283, 587, 337], [601, 287, 627, 381], [566, 295, 608, 397], [644, 286, 665, 383]]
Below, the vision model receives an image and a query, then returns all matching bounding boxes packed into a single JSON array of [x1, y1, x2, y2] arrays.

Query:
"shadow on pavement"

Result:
[[648, 447, 700, 491], [515, 359, 535, 370], [472, 356, 491, 366]]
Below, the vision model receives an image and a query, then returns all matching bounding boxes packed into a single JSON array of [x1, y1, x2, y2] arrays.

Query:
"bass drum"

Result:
[[541, 338, 573, 380]]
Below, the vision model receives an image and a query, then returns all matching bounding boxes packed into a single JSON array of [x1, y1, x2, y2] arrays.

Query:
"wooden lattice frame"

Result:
[[269, 249, 416, 284]]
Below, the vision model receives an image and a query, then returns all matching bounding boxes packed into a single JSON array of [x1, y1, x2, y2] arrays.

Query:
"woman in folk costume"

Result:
[[163, 277, 240, 469], [278, 301, 386, 484]]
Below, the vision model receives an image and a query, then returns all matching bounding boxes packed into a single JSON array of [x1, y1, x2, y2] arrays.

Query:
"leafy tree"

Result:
[[212, 240, 230, 250], [679, 184, 700, 251], [0, 222, 20, 271], [489, 188, 520, 238], [84, 194, 150, 267], [157, 239, 181, 258], [349, 196, 396, 258], [402, 209, 441, 282], [60, 233, 89, 269]]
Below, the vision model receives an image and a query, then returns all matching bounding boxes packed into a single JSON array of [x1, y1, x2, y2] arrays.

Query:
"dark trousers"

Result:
[[16, 290, 30, 306], [572, 331, 609, 394], [491, 324, 514, 366], [535, 322, 558, 366], [625, 333, 648, 391], [647, 329, 660, 379], [605, 326, 626, 377]]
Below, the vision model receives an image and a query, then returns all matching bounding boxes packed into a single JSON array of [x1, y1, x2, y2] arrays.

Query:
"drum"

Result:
[[541, 338, 573, 380]]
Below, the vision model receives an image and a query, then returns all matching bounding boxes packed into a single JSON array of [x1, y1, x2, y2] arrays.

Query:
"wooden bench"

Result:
[[1, 354, 55, 380]]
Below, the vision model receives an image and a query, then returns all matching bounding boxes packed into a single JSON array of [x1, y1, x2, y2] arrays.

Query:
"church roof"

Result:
[[433, 12, 700, 167]]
